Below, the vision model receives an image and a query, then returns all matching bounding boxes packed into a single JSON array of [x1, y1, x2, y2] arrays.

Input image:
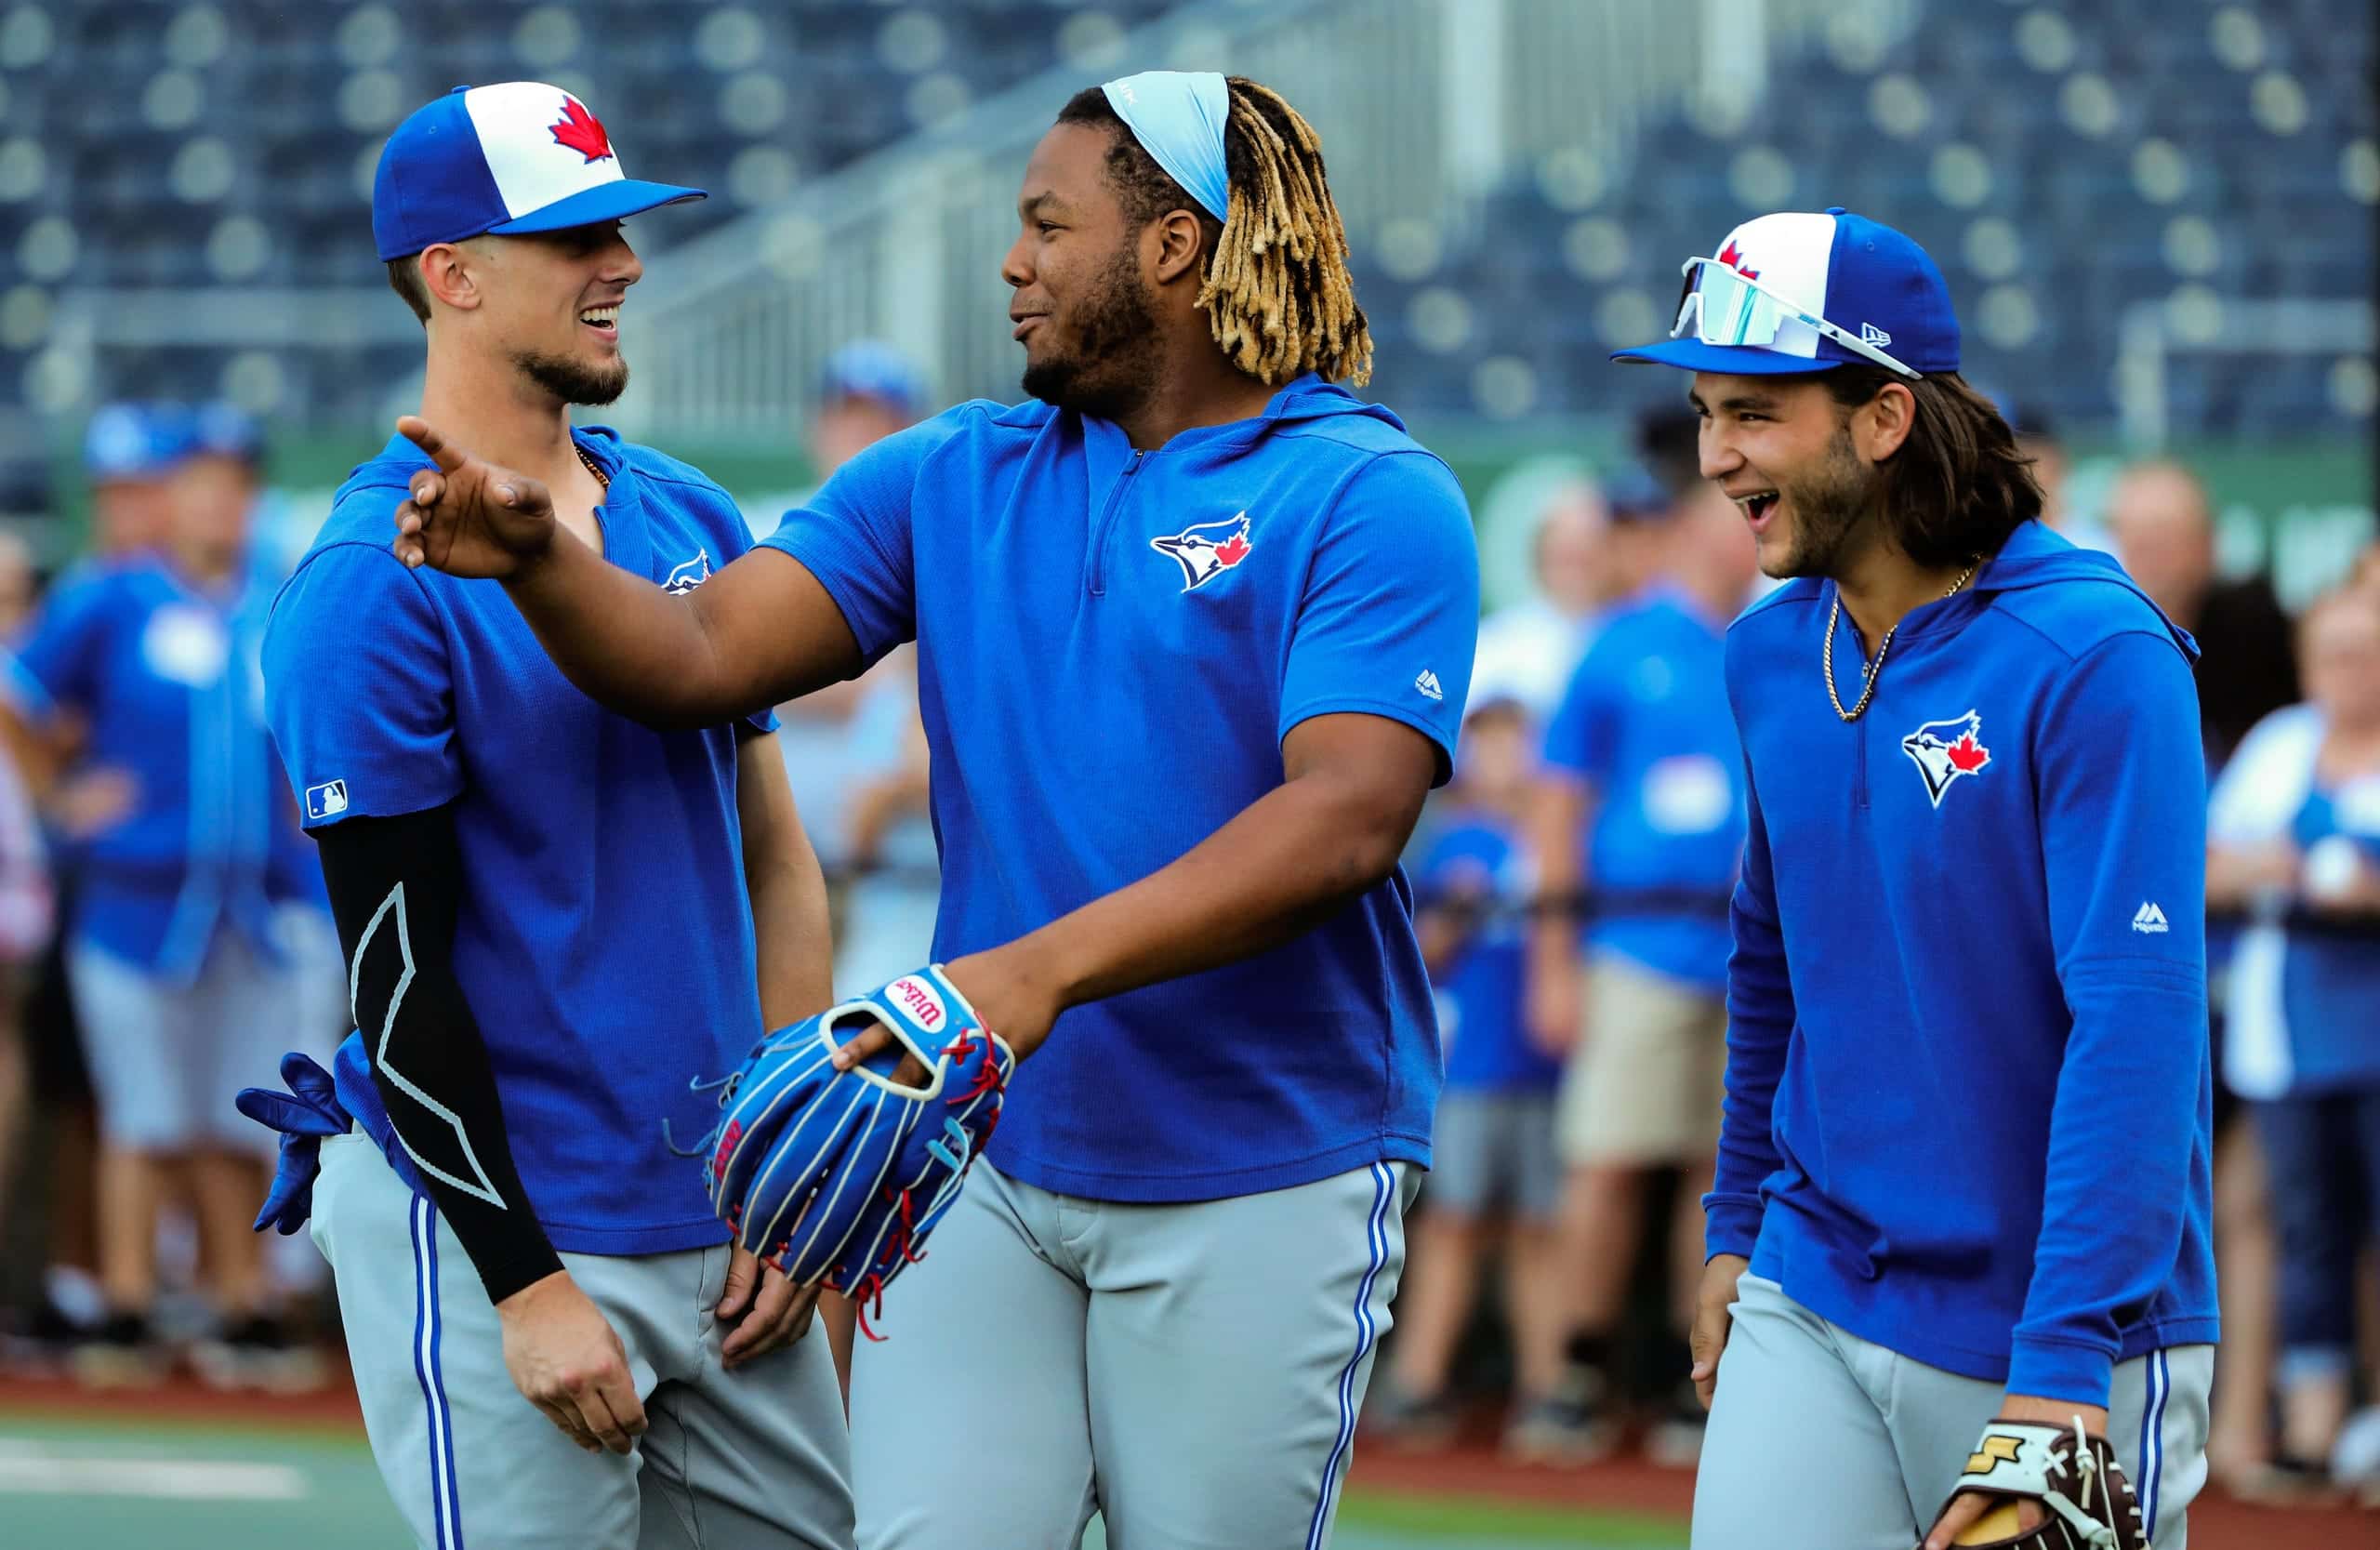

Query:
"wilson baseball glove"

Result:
[[692, 965, 1012, 1338], [1937, 1416, 2148, 1550]]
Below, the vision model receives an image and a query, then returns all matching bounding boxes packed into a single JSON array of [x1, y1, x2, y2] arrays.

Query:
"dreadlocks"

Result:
[[1057, 77, 1372, 388]]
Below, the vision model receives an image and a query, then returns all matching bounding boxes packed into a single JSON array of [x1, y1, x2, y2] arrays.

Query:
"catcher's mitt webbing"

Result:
[[694, 966, 1012, 1338], [1941, 1418, 2147, 1550]]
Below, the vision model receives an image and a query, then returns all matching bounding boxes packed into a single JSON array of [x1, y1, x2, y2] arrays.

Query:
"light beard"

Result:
[[1768, 429, 1882, 580], [1020, 244, 1161, 421], [513, 347, 628, 406]]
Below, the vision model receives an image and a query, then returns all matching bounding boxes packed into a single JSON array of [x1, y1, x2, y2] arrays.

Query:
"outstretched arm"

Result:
[[389, 418, 862, 725]]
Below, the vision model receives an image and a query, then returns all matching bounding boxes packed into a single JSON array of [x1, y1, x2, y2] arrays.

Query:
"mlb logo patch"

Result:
[[305, 780, 350, 821]]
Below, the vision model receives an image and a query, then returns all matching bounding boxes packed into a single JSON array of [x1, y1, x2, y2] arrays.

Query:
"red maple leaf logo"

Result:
[[1214, 532, 1251, 568], [1946, 730, 1990, 775], [1717, 239, 1760, 280], [550, 97, 615, 164]]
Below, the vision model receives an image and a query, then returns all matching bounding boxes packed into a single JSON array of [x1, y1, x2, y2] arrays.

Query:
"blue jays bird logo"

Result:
[[1149, 511, 1254, 592], [1900, 709, 1992, 808], [663, 549, 712, 595]]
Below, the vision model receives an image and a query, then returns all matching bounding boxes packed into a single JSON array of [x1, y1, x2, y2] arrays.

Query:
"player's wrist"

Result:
[[943, 937, 1072, 1062], [479, 1237, 569, 1308], [496, 518, 565, 583], [494, 1265, 578, 1318], [1998, 1393, 2110, 1436]]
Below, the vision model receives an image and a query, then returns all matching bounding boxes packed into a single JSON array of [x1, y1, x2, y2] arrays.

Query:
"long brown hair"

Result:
[[1057, 78, 1372, 387], [1823, 367, 2043, 566]]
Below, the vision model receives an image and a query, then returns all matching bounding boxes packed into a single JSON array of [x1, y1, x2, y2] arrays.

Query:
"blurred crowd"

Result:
[[1361, 405, 2380, 1509], [1, 365, 2375, 1515], [0, 399, 347, 1394]]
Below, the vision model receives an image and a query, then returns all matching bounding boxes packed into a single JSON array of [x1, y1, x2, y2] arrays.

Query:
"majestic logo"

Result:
[[1900, 709, 1991, 808], [1150, 510, 1254, 592], [1716, 238, 1760, 280], [304, 779, 349, 821], [2133, 902, 2171, 934], [887, 975, 945, 1031], [663, 549, 712, 595], [1413, 669, 1444, 702], [550, 96, 615, 163]]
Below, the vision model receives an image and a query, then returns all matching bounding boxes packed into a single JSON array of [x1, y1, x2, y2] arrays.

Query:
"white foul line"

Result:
[[0, 1440, 309, 1500]]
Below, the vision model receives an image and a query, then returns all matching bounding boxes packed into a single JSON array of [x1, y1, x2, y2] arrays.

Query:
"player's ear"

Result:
[[418, 243, 483, 314], [1149, 207, 1207, 287], [1852, 379, 1916, 464]]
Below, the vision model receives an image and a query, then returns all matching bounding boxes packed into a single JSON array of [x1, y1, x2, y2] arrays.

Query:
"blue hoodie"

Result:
[[763, 376, 1480, 1202], [1713, 521, 2216, 1408]]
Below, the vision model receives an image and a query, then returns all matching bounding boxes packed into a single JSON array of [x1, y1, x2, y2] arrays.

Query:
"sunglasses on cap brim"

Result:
[[1671, 256, 1922, 380]]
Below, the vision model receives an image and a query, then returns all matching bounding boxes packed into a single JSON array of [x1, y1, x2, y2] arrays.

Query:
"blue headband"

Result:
[[1101, 70, 1231, 224]]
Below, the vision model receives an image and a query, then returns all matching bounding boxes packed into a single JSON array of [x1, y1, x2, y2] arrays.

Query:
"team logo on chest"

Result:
[[1150, 511, 1254, 592], [1900, 709, 1991, 808], [663, 549, 712, 595]]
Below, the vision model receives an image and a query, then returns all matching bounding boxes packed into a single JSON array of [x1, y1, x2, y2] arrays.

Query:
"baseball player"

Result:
[[388, 69, 1477, 1550], [254, 86, 850, 1548], [1613, 209, 2217, 1548]]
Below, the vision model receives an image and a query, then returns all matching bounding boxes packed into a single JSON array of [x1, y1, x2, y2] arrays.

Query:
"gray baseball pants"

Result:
[[1692, 1273, 2212, 1550], [849, 1157, 1417, 1550], [311, 1129, 854, 1549]]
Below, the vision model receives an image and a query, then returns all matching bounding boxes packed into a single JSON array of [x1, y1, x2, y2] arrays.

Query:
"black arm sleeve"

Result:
[[312, 804, 562, 1304]]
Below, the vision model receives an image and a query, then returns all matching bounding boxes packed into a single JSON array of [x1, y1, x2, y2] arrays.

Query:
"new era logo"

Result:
[[2132, 901, 2170, 934], [305, 780, 349, 821], [1860, 322, 1893, 347], [1414, 669, 1444, 702]]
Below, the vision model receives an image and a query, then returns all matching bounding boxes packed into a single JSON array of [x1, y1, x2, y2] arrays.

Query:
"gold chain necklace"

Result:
[[575, 444, 610, 489], [1822, 558, 1980, 722]]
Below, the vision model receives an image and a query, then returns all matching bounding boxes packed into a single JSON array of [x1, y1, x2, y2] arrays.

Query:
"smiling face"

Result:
[[1001, 122, 1165, 420], [437, 220, 642, 405], [1690, 371, 1882, 580]]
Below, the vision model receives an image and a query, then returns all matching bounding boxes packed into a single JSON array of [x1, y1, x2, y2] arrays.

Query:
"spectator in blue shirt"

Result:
[[80, 403, 188, 561], [1369, 696, 1567, 1452], [2207, 585, 2380, 1494], [1525, 476, 1756, 1465], [2, 407, 311, 1385]]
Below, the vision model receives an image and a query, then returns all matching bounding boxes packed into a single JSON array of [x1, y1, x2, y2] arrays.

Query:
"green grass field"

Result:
[[0, 1411, 1686, 1549]]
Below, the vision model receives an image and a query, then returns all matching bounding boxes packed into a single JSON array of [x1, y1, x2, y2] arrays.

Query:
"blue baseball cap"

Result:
[[1600, 461, 1673, 523], [1614, 207, 1959, 378], [190, 402, 265, 466], [373, 82, 705, 261], [820, 341, 924, 417], [83, 402, 194, 483]]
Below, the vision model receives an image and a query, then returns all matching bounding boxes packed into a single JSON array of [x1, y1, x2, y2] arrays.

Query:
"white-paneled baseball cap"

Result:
[[1614, 207, 1958, 379], [372, 83, 704, 261]]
